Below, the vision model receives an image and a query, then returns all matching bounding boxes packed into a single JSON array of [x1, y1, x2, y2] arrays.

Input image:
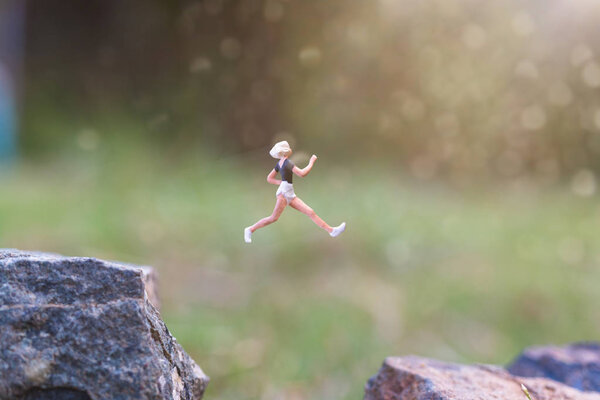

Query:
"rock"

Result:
[[364, 356, 600, 400], [140, 266, 160, 310], [0, 249, 208, 400], [508, 342, 600, 392]]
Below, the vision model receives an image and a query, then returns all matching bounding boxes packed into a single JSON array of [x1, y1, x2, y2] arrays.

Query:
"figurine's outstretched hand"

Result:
[[294, 155, 318, 177]]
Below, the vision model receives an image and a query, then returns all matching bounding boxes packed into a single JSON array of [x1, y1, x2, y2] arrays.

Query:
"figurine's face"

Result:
[[282, 149, 292, 158]]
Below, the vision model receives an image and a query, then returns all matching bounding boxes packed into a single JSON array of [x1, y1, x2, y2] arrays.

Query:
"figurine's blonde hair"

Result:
[[269, 141, 292, 159]]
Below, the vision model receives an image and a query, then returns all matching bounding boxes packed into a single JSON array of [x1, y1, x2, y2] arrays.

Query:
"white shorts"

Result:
[[276, 181, 296, 204]]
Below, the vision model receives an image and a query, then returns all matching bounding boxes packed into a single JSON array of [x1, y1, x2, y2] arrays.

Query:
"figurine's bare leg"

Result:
[[249, 195, 287, 232], [289, 197, 333, 233]]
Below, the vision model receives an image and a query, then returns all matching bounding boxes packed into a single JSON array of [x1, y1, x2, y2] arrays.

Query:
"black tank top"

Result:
[[275, 159, 295, 183]]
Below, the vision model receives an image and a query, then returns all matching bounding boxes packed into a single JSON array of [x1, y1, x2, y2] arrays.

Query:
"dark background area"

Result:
[[23, 0, 287, 155]]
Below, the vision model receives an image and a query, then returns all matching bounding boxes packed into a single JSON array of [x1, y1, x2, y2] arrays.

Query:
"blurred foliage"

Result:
[[22, 0, 600, 184]]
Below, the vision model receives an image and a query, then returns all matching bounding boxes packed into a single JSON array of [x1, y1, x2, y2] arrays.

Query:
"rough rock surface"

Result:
[[365, 356, 600, 400], [508, 343, 600, 392], [0, 249, 208, 400]]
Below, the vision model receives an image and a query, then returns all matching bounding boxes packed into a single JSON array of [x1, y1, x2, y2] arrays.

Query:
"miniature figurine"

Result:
[[244, 141, 346, 243]]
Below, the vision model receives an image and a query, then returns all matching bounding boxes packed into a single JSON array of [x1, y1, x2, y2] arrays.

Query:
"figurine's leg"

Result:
[[289, 197, 333, 233], [249, 195, 287, 232]]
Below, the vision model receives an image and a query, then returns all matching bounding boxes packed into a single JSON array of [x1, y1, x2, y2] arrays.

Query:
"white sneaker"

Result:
[[330, 222, 346, 237], [244, 227, 252, 243]]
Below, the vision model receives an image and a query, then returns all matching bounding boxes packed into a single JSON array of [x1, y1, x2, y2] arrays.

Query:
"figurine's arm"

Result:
[[293, 155, 318, 177], [267, 169, 281, 185]]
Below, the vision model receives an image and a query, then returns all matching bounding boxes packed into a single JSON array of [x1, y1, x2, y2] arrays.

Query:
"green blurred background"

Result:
[[2, 0, 600, 399]]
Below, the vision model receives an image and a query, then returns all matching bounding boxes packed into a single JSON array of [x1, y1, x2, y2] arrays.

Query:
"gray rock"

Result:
[[365, 356, 600, 400], [0, 249, 208, 400], [140, 266, 160, 310], [508, 342, 600, 392]]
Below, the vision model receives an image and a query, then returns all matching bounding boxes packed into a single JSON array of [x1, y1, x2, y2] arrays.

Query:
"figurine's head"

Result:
[[269, 141, 292, 159]]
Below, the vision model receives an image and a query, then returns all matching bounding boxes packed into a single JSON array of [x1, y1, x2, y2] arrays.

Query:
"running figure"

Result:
[[244, 141, 346, 243]]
